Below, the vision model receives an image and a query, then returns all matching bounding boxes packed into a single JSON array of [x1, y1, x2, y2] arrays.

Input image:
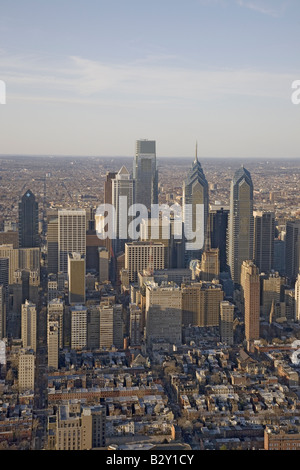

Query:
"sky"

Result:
[[0, 0, 299, 159]]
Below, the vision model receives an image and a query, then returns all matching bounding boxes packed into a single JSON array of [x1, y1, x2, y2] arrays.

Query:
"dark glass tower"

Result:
[[133, 139, 158, 211], [183, 144, 209, 264], [209, 205, 229, 273], [228, 166, 254, 286], [18, 190, 39, 248]]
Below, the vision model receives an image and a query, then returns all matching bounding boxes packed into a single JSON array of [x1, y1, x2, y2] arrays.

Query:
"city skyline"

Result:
[[0, 0, 300, 158]]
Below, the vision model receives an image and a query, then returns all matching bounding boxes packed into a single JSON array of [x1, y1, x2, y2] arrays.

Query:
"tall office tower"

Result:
[[296, 273, 300, 321], [241, 261, 260, 351], [228, 166, 254, 286], [47, 298, 64, 349], [112, 166, 135, 251], [0, 245, 19, 285], [19, 247, 40, 274], [181, 281, 224, 327], [200, 248, 220, 281], [0, 285, 6, 339], [21, 300, 37, 352], [209, 205, 229, 273], [18, 189, 39, 248], [98, 247, 109, 283], [112, 304, 123, 349], [133, 139, 158, 210], [47, 320, 59, 369], [0, 258, 9, 310], [18, 349, 35, 392], [58, 210, 86, 274], [220, 301, 234, 345], [104, 171, 117, 262], [129, 303, 142, 347], [254, 211, 275, 274], [81, 406, 106, 449], [125, 241, 165, 283], [68, 252, 86, 305], [284, 288, 295, 321], [285, 220, 300, 284], [262, 272, 286, 317], [145, 281, 182, 347], [99, 303, 123, 350], [87, 305, 100, 349], [140, 217, 171, 268], [70, 305, 87, 350], [183, 145, 209, 263], [274, 238, 286, 275], [29, 269, 39, 305], [99, 304, 114, 349], [47, 217, 58, 274]]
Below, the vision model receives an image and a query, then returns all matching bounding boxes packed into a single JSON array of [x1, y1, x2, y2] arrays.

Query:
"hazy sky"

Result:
[[0, 0, 299, 158]]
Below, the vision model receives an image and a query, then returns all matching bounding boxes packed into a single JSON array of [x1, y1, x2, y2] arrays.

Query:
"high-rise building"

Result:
[[18, 189, 39, 248], [241, 261, 260, 351], [129, 303, 142, 347], [68, 252, 86, 305], [70, 305, 87, 350], [295, 272, 300, 322], [47, 320, 59, 369], [125, 241, 165, 283], [51, 403, 106, 450], [47, 298, 64, 349], [254, 210, 275, 274], [145, 281, 182, 347], [87, 305, 100, 350], [181, 281, 224, 327], [99, 302, 123, 350], [285, 220, 300, 284], [18, 349, 35, 392], [209, 205, 229, 273], [21, 300, 37, 352], [112, 166, 135, 251], [58, 210, 86, 274], [98, 247, 109, 283], [47, 217, 59, 274], [262, 272, 286, 317], [0, 245, 19, 285], [228, 167, 254, 285], [183, 145, 209, 262], [200, 248, 220, 281], [220, 301, 234, 345], [0, 285, 6, 340], [133, 139, 158, 210]]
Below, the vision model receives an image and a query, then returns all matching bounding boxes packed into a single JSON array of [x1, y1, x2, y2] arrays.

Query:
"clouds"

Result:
[[1, 51, 295, 108]]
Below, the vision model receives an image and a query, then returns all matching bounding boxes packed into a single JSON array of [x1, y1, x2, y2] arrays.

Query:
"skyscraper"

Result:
[[21, 300, 37, 352], [125, 241, 165, 283], [228, 166, 254, 286], [254, 210, 275, 274], [220, 301, 234, 346], [112, 165, 135, 251], [58, 210, 86, 274], [183, 144, 209, 262], [209, 205, 229, 273], [285, 220, 300, 284], [295, 272, 300, 321], [145, 281, 182, 347], [68, 252, 86, 305], [241, 260, 260, 351], [133, 139, 158, 210], [18, 190, 39, 248]]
